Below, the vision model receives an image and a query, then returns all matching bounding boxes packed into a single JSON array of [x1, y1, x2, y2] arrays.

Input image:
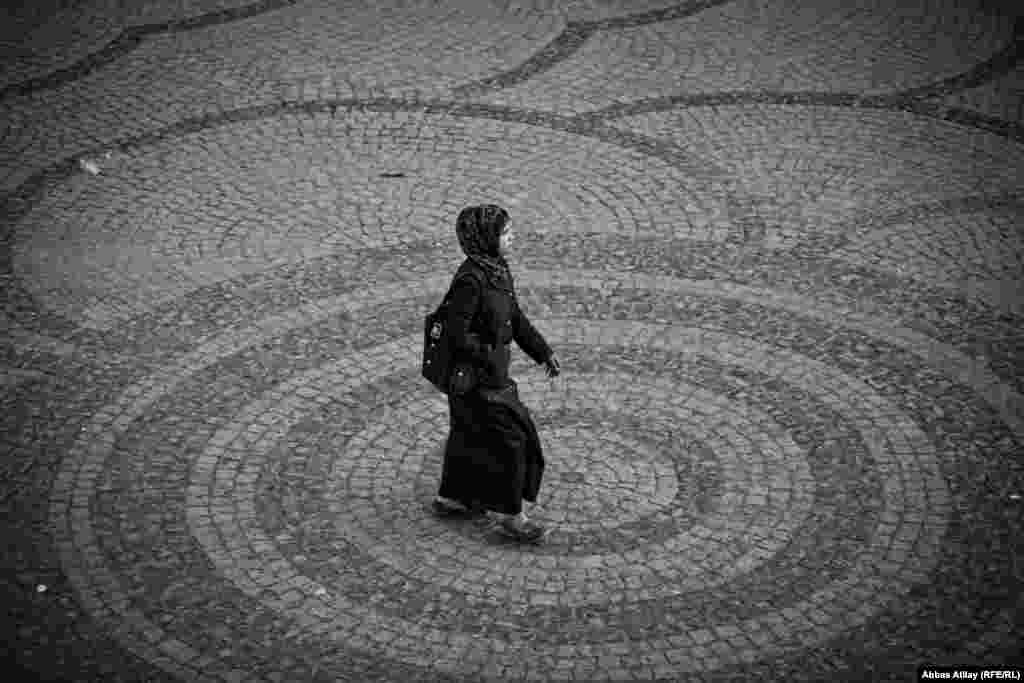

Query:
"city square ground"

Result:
[[1, 0, 1023, 681]]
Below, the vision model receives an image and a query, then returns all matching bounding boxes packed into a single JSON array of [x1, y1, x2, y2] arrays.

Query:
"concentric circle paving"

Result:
[[44, 260, 1021, 680], [3, 0, 1024, 681], [196, 365, 817, 599]]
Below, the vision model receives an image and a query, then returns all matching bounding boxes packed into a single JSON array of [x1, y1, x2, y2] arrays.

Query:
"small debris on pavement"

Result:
[[79, 159, 101, 175]]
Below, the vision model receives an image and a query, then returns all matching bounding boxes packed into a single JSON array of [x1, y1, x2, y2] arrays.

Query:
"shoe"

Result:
[[432, 498, 483, 518], [496, 517, 546, 544]]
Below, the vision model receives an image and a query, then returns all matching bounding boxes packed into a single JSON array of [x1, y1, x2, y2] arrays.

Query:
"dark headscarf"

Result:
[[455, 204, 514, 292]]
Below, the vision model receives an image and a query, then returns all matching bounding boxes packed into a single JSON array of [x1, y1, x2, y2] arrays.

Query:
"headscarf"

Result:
[[455, 204, 514, 292]]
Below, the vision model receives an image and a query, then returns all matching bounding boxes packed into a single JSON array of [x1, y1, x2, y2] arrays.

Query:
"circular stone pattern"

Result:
[[228, 364, 815, 609], [11, 105, 723, 331], [3, 0, 1021, 679], [0, 18, 1015, 675], [45, 250, 1020, 680]]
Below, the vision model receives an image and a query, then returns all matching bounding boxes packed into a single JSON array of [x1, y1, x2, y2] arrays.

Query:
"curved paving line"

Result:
[[890, 99, 1024, 144], [577, 18, 1024, 142], [1, 31, 146, 100], [0, 96, 725, 335], [5, 0, 731, 101], [585, 0, 739, 30], [581, 90, 878, 120], [0, 0, 300, 100], [0, 96, 727, 231], [1, 97, 1020, 338], [0, 157, 80, 336], [450, 22, 595, 97], [895, 16, 1024, 100], [580, 91, 1024, 144], [832, 193, 1024, 246], [451, 0, 735, 97]]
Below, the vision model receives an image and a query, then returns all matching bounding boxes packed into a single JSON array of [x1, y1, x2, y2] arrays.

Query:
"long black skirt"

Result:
[[437, 381, 544, 516]]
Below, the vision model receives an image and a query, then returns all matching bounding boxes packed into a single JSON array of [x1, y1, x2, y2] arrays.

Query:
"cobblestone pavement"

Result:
[[2, 1, 1023, 681]]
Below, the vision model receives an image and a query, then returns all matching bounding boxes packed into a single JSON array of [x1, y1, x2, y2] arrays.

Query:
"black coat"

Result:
[[446, 258, 552, 389], [437, 258, 551, 515]]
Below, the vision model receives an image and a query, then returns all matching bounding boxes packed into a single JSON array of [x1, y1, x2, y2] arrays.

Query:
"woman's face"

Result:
[[499, 221, 513, 253]]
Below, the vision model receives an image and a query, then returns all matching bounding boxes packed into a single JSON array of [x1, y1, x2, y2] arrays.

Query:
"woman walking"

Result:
[[432, 204, 561, 543]]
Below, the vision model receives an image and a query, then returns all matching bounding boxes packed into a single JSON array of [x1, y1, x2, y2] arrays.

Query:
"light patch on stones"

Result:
[[832, 206, 1024, 314], [498, 426, 679, 530]]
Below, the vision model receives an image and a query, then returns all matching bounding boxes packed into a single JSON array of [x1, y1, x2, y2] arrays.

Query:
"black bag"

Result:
[[422, 273, 480, 395]]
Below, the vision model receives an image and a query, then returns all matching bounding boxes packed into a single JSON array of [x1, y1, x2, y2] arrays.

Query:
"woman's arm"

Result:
[[512, 299, 552, 365]]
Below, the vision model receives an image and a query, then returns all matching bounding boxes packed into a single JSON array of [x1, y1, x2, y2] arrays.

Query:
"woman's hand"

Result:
[[544, 355, 561, 378]]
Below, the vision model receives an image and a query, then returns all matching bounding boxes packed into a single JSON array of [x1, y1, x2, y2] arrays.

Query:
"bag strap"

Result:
[[443, 267, 484, 305], [441, 267, 491, 345]]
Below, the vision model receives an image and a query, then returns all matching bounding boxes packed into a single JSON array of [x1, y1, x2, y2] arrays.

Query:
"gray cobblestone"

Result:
[[2, 0, 1022, 681]]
